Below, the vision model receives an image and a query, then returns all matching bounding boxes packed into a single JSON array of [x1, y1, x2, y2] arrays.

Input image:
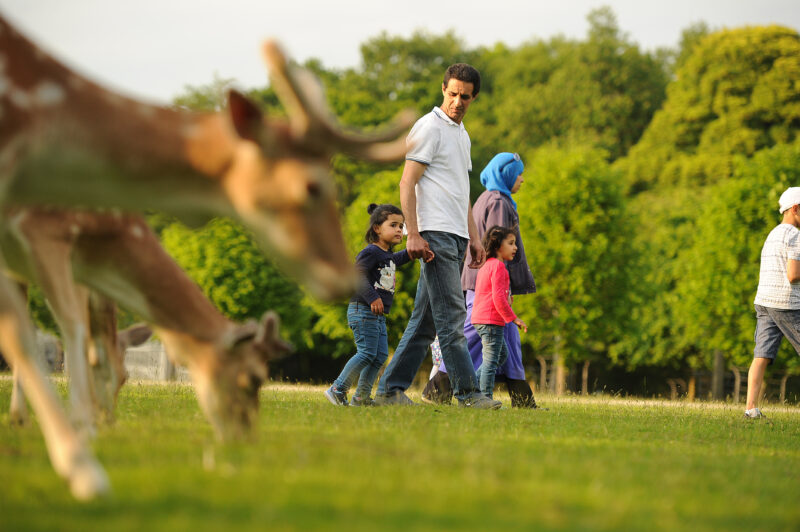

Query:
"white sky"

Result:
[[1, 0, 798, 104]]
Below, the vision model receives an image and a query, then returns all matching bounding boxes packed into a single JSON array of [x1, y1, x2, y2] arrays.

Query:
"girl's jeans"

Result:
[[332, 301, 388, 398], [474, 323, 509, 398]]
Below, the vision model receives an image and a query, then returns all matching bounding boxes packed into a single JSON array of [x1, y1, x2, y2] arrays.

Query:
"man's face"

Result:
[[441, 79, 476, 124]]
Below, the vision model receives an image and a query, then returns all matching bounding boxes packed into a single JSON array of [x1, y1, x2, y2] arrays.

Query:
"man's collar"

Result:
[[432, 106, 464, 128]]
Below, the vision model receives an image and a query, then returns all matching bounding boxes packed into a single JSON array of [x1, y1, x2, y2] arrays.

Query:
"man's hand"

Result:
[[467, 238, 486, 269], [371, 298, 385, 315], [513, 318, 527, 333], [407, 232, 432, 261]]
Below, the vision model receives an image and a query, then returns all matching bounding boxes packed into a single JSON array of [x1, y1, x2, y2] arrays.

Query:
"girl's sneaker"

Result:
[[351, 395, 375, 407], [324, 386, 349, 406], [744, 407, 765, 419]]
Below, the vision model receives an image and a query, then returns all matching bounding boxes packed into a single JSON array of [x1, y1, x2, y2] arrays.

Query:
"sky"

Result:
[[1, 0, 798, 104]]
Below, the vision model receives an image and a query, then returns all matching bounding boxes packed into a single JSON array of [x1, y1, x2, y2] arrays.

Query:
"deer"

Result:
[[2, 206, 291, 431], [0, 13, 414, 500]]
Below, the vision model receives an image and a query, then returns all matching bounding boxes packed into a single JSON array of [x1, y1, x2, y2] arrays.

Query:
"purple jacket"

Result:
[[461, 190, 536, 295]]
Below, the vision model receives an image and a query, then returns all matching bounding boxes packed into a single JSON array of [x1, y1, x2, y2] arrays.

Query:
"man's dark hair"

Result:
[[443, 63, 481, 97]]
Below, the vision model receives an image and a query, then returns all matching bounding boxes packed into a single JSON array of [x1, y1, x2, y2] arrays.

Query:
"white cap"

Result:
[[779, 187, 800, 213]]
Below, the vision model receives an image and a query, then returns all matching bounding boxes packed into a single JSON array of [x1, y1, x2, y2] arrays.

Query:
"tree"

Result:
[[486, 8, 668, 162], [620, 25, 800, 193]]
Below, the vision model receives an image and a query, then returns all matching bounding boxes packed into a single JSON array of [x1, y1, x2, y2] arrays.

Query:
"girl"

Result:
[[325, 203, 422, 406], [471, 226, 527, 398]]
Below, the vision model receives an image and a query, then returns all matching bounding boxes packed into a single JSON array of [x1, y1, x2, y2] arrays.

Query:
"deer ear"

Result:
[[227, 89, 263, 141], [117, 323, 153, 350], [255, 311, 293, 361]]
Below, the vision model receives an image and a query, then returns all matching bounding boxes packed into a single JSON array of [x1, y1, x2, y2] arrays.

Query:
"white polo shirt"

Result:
[[405, 106, 471, 239], [754, 223, 800, 309]]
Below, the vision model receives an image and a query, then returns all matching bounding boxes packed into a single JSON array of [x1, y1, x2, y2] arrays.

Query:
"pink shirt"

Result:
[[471, 258, 517, 326]]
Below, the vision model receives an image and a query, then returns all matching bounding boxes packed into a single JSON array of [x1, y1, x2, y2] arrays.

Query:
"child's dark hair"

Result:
[[365, 203, 404, 244], [482, 226, 514, 259]]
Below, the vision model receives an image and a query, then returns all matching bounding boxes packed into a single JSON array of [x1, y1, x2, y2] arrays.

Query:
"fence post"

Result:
[[158, 348, 176, 381]]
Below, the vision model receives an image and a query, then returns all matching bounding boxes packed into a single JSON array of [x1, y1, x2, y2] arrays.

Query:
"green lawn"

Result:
[[1, 379, 798, 532]]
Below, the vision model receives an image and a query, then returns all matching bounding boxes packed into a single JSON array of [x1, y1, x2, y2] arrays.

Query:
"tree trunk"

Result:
[[536, 355, 548, 394], [731, 366, 741, 403], [711, 350, 725, 400], [581, 360, 590, 395], [687, 376, 696, 402], [553, 355, 567, 396], [667, 378, 678, 400], [780, 373, 789, 403]]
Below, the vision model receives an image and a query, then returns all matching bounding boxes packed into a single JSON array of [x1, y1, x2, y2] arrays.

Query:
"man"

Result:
[[375, 63, 501, 409], [747, 187, 800, 418]]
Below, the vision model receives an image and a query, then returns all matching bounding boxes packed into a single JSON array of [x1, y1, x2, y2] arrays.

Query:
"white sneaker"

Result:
[[744, 407, 765, 419]]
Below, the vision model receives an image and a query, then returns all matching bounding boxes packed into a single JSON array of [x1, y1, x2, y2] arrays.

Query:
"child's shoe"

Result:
[[744, 407, 765, 419], [324, 386, 349, 406], [350, 395, 374, 407]]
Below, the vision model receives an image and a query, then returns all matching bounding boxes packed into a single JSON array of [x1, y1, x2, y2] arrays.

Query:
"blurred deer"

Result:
[[0, 13, 413, 500]]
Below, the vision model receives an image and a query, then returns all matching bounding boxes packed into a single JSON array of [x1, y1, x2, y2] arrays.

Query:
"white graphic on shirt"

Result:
[[374, 260, 397, 293]]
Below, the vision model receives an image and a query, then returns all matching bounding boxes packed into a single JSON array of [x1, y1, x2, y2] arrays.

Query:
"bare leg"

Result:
[[746, 358, 770, 410]]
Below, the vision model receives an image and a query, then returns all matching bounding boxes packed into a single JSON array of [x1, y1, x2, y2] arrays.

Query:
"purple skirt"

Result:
[[439, 290, 527, 380]]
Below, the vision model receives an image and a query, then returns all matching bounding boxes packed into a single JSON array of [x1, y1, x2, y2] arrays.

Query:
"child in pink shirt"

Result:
[[472, 226, 528, 398]]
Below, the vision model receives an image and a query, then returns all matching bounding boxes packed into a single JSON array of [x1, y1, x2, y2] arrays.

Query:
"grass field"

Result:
[[1, 378, 799, 532]]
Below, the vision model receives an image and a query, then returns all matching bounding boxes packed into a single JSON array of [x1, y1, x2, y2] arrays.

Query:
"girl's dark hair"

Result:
[[482, 225, 514, 259], [365, 203, 404, 244]]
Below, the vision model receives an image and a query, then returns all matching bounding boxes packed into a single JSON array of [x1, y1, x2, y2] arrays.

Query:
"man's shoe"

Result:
[[744, 407, 766, 419], [351, 395, 375, 407], [324, 386, 349, 406], [460, 395, 502, 410], [374, 391, 416, 406]]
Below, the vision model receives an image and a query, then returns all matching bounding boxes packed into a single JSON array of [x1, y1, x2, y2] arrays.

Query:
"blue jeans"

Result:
[[333, 302, 388, 398], [377, 231, 480, 402], [474, 324, 509, 398]]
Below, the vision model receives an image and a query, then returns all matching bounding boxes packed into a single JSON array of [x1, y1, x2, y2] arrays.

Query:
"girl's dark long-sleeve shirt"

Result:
[[351, 244, 411, 313]]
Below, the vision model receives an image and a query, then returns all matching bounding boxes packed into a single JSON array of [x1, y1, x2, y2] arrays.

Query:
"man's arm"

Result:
[[788, 259, 800, 283], [467, 202, 486, 268], [400, 160, 433, 261]]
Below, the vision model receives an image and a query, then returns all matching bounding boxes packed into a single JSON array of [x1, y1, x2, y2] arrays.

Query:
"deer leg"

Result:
[[0, 267, 109, 500], [10, 361, 28, 425], [22, 237, 96, 433], [86, 290, 122, 423]]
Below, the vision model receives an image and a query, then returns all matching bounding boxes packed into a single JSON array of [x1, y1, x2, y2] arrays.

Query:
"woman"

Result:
[[422, 152, 539, 407]]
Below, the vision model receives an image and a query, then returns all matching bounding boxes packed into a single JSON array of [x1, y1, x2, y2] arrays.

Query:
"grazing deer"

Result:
[[2, 206, 291, 434], [0, 13, 413, 500]]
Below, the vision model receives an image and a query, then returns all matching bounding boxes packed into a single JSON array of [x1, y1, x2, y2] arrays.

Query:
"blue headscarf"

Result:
[[479, 152, 524, 209]]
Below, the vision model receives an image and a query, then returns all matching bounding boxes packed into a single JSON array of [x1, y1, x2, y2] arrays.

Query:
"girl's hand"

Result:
[[422, 248, 435, 263], [514, 318, 527, 333], [371, 298, 385, 315]]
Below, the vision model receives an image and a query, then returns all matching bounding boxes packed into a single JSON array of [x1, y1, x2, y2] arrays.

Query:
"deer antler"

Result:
[[261, 40, 416, 162]]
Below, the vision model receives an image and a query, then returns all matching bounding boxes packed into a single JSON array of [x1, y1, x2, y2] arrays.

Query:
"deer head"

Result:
[[219, 42, 416, 301], [190, 311, 291, 440]]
